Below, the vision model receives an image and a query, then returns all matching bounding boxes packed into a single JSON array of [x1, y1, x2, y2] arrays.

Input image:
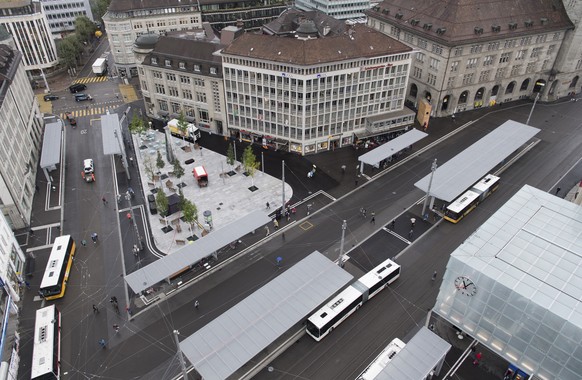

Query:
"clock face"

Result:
[[454, 276, 477, 296]]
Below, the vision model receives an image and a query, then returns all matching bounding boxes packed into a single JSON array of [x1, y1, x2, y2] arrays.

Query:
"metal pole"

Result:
[[125, 190, 143, 250], [338, 220, 347, 267], [282, 160, 285, 210], [39, 67, 50, 93], [113, 130, 131, 180], [261, 152, 264, 173], [233, 141, 237, 163], [525, 92, 540, 126], [173, 330, 189, 380], [421, 159, 438, 217]]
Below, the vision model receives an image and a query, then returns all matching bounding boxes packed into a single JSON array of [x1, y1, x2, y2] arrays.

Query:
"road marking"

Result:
[[381, 227, 409, 244], [299, 221, 314, 231], [73, 76, 108, 84]]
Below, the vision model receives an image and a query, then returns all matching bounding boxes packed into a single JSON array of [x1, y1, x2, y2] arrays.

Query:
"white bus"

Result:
[[31, 305, 61, 380], [356, 338, 406, 380], [306, 258, 401, 341], [39, 235, 76, 300], [445, 174, 500, 223]]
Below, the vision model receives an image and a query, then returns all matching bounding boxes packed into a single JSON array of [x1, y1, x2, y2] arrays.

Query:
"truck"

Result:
[[92, 58, 108, 76], [167, 118, 200, 143], [193, 166, 208, 187]]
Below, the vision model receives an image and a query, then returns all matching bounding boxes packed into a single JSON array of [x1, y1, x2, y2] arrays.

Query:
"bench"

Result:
[[175, 239, 186, 245]]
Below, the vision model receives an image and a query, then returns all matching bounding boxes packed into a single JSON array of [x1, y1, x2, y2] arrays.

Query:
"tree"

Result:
[[57, 35, 82, 69], [75, 16, 96, 44], [172, 158, 185, 188], [242, 146, 260, 186], [142, 155, 155, 181], [156, 150, 165, 172], [226, 143, 235, 170], [177, 111, 189, 146], [129, 114, 147, 148], [181, 198, 198, 234], [92, 0, 111, 24], [156, 189, 169, 218]]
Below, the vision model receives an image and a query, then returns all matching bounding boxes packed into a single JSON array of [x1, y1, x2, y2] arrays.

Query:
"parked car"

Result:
[[149, 200, 158, 215], [43, 94, 59, 101], [69, 83, 87, 93], [75, 93, 92, 102]]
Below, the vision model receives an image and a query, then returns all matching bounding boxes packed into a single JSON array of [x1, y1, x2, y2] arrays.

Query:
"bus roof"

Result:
[[447, 190, 481, 213], [357, 259, 400, 289], [357, 338, 406, 380], [40, 235, 71, 289], [471, 174, 500, 194], [307, 286, 362, 328], [31, 305, 58, 378]]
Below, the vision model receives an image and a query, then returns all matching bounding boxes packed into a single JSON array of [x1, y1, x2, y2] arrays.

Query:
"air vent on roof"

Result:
[[373, 6, 380, 11], [491, 25, 501, 32], [423, 23, 432, 30], [540, 17, 548, 25], [410, 19, 419, 26], [524, 20, 533, 27], [395, 12, 403, 19], [381, 9, 389, 15], [436, 27, 446, 35], [474, 27, 484, 35], [509, 22, 518, 30]]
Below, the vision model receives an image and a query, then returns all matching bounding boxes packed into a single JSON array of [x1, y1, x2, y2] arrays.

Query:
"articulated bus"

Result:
[[306, 258, 401, 341], [39, 235, 76, 300], [444, 174, 500, 223], [356, 338, 406, 380], [31, 305, 61, 380]]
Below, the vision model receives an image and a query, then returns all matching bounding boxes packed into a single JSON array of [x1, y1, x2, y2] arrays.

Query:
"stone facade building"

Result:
[[135, 27, 229, 135], [552, 0, 582, 95], [366, 0, 578, 117], [0, 45, 44, 229], [221, 9, 415, 155]]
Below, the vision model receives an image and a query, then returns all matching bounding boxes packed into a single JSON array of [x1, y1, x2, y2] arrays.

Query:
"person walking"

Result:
[[408, 229, 414, 239], [91, 233, 98, 243], [273, 219, 279, 230], [410, 217, 416, 228], [264, 226, 270, 236], [473, 352, 482, 366], [194, 300, 199, 309], [370, 212, 375, 224], [266, 202, 270, 210], [92, 304, 99, 313], [432, 271, 438, 281], [391, 220, 395, 230], [81, 239, 87, 247], [113, 324, 120, 333], [102, 196, 108, 205], [556, 187, 561, 195], [98, 339, 106, 349]]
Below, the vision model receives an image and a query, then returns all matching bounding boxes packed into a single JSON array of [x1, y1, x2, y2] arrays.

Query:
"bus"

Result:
[[444, 174, 500, 223], [31, 305, 61, 380], [306, 258, 401, 341], [39, 235, 76, 300], [356, 338, 406, 380]]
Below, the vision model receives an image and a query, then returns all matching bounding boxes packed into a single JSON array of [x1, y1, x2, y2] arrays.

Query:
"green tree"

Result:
[[181, 198, 198, 234], [156, 150, 165, 171], [172, 158, 185, 186], [226, 143, 235, 170], [156, 189, 169, 218], [142, 155, 155, 181], [242, 146, 260, 186], [177, 111, 189, 145], [92, 0, 111, 24], [129, 114, 147, 148], [57, 35, 82, 68], [75, 16, 96, 44]]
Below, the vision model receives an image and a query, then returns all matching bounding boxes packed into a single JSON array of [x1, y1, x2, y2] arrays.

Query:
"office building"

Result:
[[295, 0, 370, 20], [41, 0, 95, 36]]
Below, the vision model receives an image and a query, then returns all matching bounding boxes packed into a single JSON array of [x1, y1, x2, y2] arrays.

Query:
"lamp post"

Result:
[[525, 92, 541, 126], [421, 159, 438, 217], [125, 189, 143, 251], [338, 220, 347, 267]]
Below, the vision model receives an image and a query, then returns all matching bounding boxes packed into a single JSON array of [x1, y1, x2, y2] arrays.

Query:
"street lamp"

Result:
[[526, 92, 542, 126], [421, 159, 438, 217], [125, 189, 143, 251]]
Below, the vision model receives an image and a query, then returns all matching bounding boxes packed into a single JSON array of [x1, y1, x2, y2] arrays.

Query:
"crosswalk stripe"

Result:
[[72, 76, 108, 84]]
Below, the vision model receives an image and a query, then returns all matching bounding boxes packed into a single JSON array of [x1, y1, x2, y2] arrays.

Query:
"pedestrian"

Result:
[[24, 281, 31, 289], [362, 208, 367, 218], [285, 209, 290, 222], [81, 239, 87, 247], [391, 220, 395, 230], [273, 219, 279, 230], [355, 178, 359, 186], [110, 296, 118, 305], [35, 184, 40, 192], [92, 304, 99, 313], [113, 324, 120, 333], [370, 212, 376, 224], [408, 229, 414, 239], [410, 217, 416, 228], [126, 212, 132, 221], [133, 244, 139, 256], [556, 187, 561, 195], [341, 165, 346, 174], [125, 306, 133, 315], [264, 225, 270, 236], [91, 233, 98, 243], [452, 113, 456, 122], [431, 271, 438, 281], [98, 339, 106, 349], [102, 196, 107, 205], [194, 300, 199, 309], [423, 122, 428, 131], [266, 202, 270, 210], [307, 204, 312, 215], [29, 229, 34, 236], [473, 352, 482, 366]]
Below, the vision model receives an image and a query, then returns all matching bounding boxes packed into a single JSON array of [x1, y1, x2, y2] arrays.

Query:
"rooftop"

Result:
[[367, 0, 574, 45], [222, 10, 412, 65]]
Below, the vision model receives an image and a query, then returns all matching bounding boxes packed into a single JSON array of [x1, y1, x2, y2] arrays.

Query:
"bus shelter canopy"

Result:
[[125, 210, 271, 294], [39, 121, 62, 168], [376, 327, 451, 380], [414, 120, 540, 202], [180, 251, 353, 380], [358, 128, 427, 167], [101, 113, 122, 155]]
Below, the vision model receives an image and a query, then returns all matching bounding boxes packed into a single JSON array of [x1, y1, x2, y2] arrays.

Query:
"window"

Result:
[[510, 65, 522, 76], [462, 73, 474, 85], [168, 86, 179, 97], [427, 73, 437, 86], [416, 52, 425, 63], [183, 89, 193, 100], [180, 75, 190, 84], [155, 83, 165, 94], [479, 70, 490, 82], [454, 47, 463, 56], [447, 76, 455, 88], [152, 71, 162, 79], [531, 47, 542, 58], [158, 100, 168, 111], [499, 53, 511, 63], [515, 50, 527, 60], [535, 34, 547, 44], [194, 78, 205, 86], [547, 44, 556, 55], [403, 33, 413, 43], [519, 36, 532, 46], [483, 55, 495, 66], [166, 73, 176, 81], [526, 62, 536, 73], [194, 64, 200, 72], [413, 66, 422, 79], [504, 39, 516, 49], [196, 92, 207, 103], [165, 59, 171, 67], [495, 67, 506, 79], [487, 42, 499, 51], [179, 62, 186, 69], [171, 102, 180, 113], [210, 67, 217, 75], [198, 109, 209, 122], [450, 61, 459, 72], [431, 44, 443, 55], [151, 57, 158, 65], [553, 32, 561, 40], [418, 39, 427, 49], [470, 44, 482, 54], [576, 60, 582, 70], [542, 59, 550, 70], [429, 58, 440, 71], [466, 58, 478, 69]]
